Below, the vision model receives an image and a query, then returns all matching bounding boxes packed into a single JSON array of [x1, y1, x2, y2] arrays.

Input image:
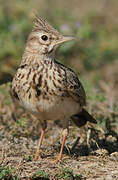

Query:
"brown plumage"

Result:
[[11, 15, 96, 163]]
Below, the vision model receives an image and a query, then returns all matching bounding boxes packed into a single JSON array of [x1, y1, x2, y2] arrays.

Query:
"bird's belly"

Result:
[[36, 96, 81, 120], [22, 95, 81, 121]]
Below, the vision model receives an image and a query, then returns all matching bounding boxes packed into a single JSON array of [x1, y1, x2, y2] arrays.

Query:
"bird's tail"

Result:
[[71, 108, 97, 127]]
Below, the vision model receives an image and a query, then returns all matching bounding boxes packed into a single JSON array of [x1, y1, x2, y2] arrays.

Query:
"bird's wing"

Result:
[[65, 68, 86, 106], [56, 61, 86, 106]]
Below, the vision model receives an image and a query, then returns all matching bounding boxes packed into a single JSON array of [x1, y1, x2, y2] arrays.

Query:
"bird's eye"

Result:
[[41, 35, 48, 41]]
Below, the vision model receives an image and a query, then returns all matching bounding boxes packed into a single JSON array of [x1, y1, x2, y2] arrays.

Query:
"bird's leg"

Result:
[[34, 129, 45, 160], [34, 120, 47, 161], [56, 128, 68, 163]]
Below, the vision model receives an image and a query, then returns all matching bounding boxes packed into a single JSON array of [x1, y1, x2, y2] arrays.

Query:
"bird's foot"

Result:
[[49, 155, 62, 164], [33, 153, 42, 161], [55, 156, 62, 163]]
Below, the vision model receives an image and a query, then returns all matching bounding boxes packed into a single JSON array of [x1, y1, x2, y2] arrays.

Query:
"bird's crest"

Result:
[[33, 14, 60, 36]]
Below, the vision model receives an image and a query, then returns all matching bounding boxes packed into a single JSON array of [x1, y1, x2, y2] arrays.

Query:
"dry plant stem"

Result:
[[56, 135, 67, 163], [34, 129, 45, 160]]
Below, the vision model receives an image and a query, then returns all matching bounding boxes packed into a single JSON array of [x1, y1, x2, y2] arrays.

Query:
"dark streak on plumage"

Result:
[[42, 91, 48, 99], [21, 74, 25, 79], [44, 79, 49, 92], [35, 74, 42, 97], [53, 79, 60, 89], [26, 87, 30, 93], [38, 74, 42, 87], [53, 71, 56, 80], [51, 89, 57, 96], [58, 79, 61, 84], [26, 69, 31, 80], [44, 79, 47, 86], [18, 73, 21, 78], [23, 82, 27, 86], [19, 64, 27, 69], [49, 75, 52, 80], [50, 61, 53, 69], [45, 68, 48, 78], [33, 74, 36, 84], [35, 87, 41, 97], [57, 66, 61, 75], [12, 89, 19, 100]]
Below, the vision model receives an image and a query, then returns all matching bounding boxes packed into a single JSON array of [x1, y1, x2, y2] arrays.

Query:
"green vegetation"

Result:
[[33, 170, 49, 179], [58, 168, 83, 179], [15, 117, 27, 128], [25, 155, 32, 162], [0, 166, 18, 180], [59, 168, 73, 179]]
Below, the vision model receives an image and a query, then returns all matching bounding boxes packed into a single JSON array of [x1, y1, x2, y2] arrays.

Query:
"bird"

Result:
[[11, 15, 97, 163]]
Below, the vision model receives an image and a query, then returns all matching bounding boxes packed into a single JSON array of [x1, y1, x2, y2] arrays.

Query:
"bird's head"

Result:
[[26, 15, 75, 57]]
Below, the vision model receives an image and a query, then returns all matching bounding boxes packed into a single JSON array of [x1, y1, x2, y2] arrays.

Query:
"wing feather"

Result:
[[56, 61, 86, 106]]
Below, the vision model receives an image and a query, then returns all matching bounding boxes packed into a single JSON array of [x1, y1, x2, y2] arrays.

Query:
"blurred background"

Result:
[[0, 0, 118, 140], [0, 0, 118, 82]]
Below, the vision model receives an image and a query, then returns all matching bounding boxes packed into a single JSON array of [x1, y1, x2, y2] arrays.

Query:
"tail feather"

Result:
[[71, 108, 97, 128]]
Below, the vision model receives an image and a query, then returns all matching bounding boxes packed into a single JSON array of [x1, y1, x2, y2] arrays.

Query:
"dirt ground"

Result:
[[1, 118, 118, 180]]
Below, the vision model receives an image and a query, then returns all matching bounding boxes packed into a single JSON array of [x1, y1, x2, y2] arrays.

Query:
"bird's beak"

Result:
[[56, 36, 76, 45]]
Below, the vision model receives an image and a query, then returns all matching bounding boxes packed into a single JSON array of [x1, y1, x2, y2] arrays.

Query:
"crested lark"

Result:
[[11, 16, 96, 162]]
